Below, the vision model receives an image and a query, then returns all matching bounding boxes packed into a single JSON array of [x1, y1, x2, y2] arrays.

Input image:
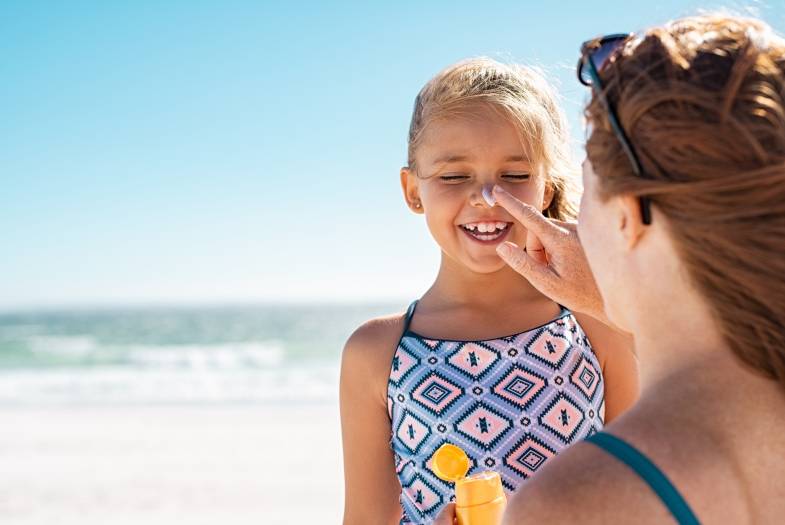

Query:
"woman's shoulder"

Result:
[[504, 414, 749, 524], [341, 309, 410, 383], [503, 432, 676, 525]]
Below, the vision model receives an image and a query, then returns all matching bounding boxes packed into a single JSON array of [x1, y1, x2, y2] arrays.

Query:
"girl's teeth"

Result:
[[462, 222, 508, 233], [475, 232, 502, 240], [461, 223, 508, 241]]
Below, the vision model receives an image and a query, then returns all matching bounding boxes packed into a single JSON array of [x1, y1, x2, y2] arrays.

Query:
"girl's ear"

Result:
[[542, 182, 555, 215], [400, 167, 424, 214]]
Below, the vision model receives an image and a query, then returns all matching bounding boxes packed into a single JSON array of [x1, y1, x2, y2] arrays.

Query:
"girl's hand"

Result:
[[434, 503, 457, 525], [491, 185, 610, 326]]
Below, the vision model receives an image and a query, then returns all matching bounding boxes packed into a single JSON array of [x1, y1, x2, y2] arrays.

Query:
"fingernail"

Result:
[[492, 184, 507, 196]]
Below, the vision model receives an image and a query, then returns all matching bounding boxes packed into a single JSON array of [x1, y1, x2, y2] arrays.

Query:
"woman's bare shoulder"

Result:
[[505, 403, 758, 525], [503, 437, 674, 525]]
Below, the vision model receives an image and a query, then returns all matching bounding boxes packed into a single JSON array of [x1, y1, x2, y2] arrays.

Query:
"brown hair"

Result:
[[585, 15, 785, 385], [407, 57, 580, 220]]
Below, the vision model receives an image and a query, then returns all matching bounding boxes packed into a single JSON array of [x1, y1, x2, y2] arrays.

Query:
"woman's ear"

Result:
[[400, 167, 424, 214], [617, 194, 647, 249]]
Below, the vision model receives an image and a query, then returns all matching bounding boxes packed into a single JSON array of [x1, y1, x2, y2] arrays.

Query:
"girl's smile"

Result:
[[458, 220, 513, 244]]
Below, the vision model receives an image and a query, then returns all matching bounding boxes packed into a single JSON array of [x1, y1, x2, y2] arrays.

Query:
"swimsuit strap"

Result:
[[584, 432, 700, 525], [402, 300, 419, 334]]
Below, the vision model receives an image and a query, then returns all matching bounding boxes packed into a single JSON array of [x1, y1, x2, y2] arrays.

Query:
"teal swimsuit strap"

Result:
[[402, 300, 419, 333], [584, 432, 700, 525]]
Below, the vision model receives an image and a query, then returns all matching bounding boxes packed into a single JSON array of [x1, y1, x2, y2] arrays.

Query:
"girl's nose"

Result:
[[471, 183, 496, 207], [481, 184, 496, 206]]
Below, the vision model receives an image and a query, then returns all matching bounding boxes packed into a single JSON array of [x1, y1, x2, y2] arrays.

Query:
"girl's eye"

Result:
[[439, 173, 470, 182], [501, 173, 531, 181]]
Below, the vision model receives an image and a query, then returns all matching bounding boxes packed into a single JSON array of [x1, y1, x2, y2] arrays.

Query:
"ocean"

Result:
[[0, 302, 405, 405]]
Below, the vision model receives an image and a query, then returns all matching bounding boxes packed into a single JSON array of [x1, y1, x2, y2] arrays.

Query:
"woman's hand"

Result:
[[433, 503, 456, 525], [492, 185, 610, 326]]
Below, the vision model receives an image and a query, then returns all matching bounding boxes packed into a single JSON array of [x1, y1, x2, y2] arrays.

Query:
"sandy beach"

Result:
[[0, 402, 344, 524]]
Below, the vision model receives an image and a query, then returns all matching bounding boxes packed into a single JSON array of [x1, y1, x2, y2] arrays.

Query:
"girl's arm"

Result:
[[340, 318, 404, 525], [574, 313, 640, 423]]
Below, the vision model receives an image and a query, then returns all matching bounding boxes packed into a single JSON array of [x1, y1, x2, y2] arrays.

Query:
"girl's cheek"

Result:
[[504, 183, 540, 205], [433, 184, 469, 201]]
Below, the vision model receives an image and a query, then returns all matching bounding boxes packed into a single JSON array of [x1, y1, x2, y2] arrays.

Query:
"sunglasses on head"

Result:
[[578, 33, 652, 225]]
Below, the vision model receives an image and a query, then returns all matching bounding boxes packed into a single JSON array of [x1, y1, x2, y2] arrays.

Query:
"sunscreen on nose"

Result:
[[482, 184, 496, 207], [432, 443, 507, 525]]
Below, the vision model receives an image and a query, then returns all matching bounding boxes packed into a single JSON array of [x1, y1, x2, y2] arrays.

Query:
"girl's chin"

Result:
[[439, 240, 524, 274], [462, 257, 510, 275]]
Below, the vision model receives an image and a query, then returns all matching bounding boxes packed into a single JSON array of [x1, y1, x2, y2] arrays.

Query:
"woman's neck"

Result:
[[629, 292, 781, 414], [631, 292, 726, 395], [623, 337, 784, 448]]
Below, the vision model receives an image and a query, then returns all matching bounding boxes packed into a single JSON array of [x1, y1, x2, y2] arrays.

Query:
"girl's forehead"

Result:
[[423, 105, 515, 135], [417, 115, 531, 165]]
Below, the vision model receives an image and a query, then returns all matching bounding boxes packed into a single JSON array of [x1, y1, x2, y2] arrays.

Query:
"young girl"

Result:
[[340, 58, 639, 525]]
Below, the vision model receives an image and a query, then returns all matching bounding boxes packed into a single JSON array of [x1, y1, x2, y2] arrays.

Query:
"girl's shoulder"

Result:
[[341, 309, 409, 392], [572, 311, 635, 368]]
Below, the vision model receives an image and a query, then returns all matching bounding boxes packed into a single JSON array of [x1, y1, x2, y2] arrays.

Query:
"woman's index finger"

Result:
[[492, 185, 561, 241]]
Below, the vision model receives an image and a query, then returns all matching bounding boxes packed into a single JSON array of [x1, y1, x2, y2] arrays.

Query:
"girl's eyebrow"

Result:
[[432, 154, 529, 164], [432, 154, 470, 164]]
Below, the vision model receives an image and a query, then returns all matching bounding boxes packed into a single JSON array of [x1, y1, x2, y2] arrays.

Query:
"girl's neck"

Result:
[[422, 252, 548, 310]]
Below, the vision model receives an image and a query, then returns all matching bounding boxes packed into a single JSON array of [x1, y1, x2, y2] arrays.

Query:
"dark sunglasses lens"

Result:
[[580, 37, 628, 86], [578, 60, 593, 85], [592, 37, 626, 72]]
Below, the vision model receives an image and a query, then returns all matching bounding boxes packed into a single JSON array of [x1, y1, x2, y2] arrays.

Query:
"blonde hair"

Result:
[[585, 15, 785, 387], [407, 57, 580, 221]]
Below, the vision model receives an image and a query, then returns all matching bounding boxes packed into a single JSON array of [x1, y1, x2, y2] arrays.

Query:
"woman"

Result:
[[438, 13, 785, 524]]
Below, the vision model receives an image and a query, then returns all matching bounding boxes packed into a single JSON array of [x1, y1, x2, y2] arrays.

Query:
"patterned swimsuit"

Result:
[[387, 301, 605, 524]]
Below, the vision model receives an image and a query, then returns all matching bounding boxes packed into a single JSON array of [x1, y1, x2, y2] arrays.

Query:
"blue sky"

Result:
[[1, 1, 783, 309]]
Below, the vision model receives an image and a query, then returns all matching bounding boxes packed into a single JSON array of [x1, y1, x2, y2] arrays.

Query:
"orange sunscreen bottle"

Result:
[[432, 443, 507, 525]]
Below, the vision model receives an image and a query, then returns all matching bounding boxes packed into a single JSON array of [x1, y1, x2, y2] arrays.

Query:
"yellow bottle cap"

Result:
[[432, 443, 470, 482]]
